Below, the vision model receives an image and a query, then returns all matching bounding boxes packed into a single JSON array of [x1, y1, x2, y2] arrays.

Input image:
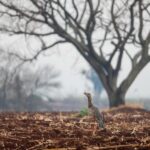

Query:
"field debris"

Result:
[[0, 106, 150, 149]]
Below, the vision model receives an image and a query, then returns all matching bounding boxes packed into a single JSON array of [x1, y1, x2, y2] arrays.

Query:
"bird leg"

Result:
[[92, 123, 97, 135], [92, 121, 97, 136]]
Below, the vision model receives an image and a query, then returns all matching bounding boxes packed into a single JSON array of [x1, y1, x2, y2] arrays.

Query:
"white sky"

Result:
[[0, 34, 150, 101], [39, 44, 150, 100], [0, 0, 149, 103]]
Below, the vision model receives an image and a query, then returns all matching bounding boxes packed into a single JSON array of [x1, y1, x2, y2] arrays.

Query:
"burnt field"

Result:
[[0, 106, 150, 150]]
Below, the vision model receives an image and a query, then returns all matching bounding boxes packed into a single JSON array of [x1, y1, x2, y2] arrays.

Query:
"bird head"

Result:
[[84, 92, 92, 100]]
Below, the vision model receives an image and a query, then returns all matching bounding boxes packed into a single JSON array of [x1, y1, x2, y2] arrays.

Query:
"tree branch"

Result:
[[8, 40, 67, 62]]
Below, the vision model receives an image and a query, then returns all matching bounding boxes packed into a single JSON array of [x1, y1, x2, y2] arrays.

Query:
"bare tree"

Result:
[[0, 49, 60, 111], [9, 65, 60, 111], [20, 65, 60, 99], [0, 0, 149, 107]]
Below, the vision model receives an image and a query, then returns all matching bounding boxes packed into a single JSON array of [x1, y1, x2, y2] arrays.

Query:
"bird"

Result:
[[84, 92, 104, 129]]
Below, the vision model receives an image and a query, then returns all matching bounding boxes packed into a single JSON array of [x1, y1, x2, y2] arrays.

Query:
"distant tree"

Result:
[[0, 50, 23, 110], [0, 0, 150, 107], [0, 50, 60, 111], [20, 65, 60, 100]]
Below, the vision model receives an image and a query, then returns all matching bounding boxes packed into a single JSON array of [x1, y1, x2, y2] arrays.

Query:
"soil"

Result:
[[0, 105, 150, 150]]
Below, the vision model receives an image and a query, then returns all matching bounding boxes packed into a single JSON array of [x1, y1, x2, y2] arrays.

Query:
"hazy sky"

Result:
[[0, 34, 150, 101], [39, 44, 150, 100], [0, 0, 149, 102]]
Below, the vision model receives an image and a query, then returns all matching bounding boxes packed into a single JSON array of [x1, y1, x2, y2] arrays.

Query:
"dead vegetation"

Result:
[[0, 106, 150, 150]]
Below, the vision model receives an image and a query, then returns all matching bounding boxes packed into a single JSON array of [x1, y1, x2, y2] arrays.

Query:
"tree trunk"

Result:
[[108, 92, 125, 107], [95, 67, 126, 108], [89, 55, 149, 108]]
